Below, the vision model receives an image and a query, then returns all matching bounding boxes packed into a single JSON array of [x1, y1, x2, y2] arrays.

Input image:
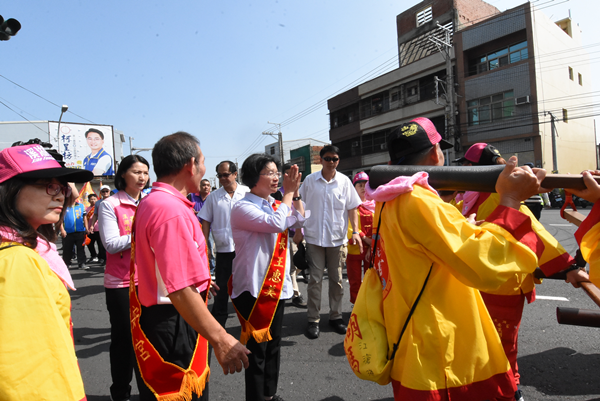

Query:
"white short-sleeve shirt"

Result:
[[299, 170, 361, 247], [198, 184, 250, 253]]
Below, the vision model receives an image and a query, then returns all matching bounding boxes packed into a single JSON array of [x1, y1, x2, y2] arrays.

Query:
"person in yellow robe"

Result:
[[567, 170, 600, 286], [364, 118, 547, 401], [0, 144, 91, 401], [454, 143, 587, 401]]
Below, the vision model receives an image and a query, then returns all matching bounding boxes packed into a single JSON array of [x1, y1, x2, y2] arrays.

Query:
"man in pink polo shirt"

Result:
[[133, 132, 249, 401]]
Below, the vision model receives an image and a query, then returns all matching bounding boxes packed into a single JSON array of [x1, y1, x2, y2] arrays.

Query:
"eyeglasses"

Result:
[[322, 156, 339, 162], [101, 190, 110, 193], [31, 183, 72, 197], [217, 172, 233, 179], [260, 171, 282, 179]]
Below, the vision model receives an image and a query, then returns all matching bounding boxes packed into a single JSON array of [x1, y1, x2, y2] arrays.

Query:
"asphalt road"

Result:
[[69, 208, 600, 401]]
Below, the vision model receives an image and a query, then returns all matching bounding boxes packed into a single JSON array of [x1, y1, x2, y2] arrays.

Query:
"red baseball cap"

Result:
[[0, 144, 94, 184], [387, 117, 452, 163], [453, 143, 502, 165], [352, 171, 369, 185]]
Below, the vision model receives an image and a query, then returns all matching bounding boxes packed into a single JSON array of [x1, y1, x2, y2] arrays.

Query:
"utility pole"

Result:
[[430, 22, 458, 156], [545, 111, 558, 173], [262, 121, 284, 163]]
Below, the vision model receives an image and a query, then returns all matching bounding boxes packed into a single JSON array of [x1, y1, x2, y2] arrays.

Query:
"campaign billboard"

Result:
[[48, 122, 115, 176]]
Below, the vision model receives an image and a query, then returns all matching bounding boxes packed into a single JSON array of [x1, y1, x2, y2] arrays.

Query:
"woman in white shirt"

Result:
[[230, 153, 306, 401]]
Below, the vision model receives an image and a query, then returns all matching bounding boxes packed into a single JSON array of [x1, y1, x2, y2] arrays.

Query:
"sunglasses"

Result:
[[322, 156, 339, 162], [31, 183, 72, 197], [217, 172, 233, 179]]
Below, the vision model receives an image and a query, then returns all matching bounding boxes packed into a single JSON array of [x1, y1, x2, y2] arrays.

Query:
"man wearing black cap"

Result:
[[357, 117, 549, 400]]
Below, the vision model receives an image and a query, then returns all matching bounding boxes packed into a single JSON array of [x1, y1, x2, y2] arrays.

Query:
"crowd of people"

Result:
[[1, 119, 599, 400]]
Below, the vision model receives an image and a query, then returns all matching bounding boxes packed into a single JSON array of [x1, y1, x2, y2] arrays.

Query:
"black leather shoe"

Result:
[[306, 322, 319, 339], [328, 319, 347, 334]]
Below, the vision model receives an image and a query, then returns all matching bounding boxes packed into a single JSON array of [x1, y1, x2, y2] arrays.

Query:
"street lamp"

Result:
[[56, 105, 68, 149], [128, 136, 152, 155]]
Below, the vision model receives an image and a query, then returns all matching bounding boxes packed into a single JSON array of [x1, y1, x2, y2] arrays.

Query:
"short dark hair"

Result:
[[85, 128, 104, 140], [216, 160, 237, 174], [241, 153, 280, 189], [320, 145, 340, 157], [0, 177, 68, 249], [114, 154, 150, 191], [88, 193, 98, 201], [153, 132, 200, 179], [201, 178, 210, 185]]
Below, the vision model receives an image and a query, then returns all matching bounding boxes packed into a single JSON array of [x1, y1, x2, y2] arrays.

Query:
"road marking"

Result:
[[536, 295, 569, 301], [548, 224, 574, 227]]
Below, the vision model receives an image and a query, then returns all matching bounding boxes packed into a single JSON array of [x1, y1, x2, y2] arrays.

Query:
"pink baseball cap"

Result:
[[453, 143, 502, 165], [387, 117, 453, 163], [0, 144, 94, 184], [353, 171, 369, 185]]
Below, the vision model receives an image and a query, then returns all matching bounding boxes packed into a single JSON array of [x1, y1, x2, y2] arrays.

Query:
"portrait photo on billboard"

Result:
[[48, 122, 115, 176]]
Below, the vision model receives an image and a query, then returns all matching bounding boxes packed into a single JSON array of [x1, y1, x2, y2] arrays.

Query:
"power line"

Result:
[[0, 73, 96, 124], [0, 100, 49, 134]]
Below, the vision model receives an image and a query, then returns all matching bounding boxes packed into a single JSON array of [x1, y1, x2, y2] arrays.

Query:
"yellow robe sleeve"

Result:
[[0, 245, 86, 401], [473, 193, 574, 294], [392, 186, 543, 293], [576, 202, 600, 286]]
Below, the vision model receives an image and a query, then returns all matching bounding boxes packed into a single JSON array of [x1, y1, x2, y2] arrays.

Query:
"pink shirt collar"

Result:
[[151, 182, 195, 207], [0, 228, 75, 290]]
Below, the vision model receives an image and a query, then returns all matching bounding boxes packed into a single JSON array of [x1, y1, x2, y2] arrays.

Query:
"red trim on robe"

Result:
[[575, 201, 600, 245], [467, 192, 492, 216], [391, 370, 517, 401], [539, 251, 575, 277], [486, 206, 544, 259]]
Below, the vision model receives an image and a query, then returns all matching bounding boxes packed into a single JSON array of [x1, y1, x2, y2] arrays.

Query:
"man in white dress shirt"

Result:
[[298, 145, 362, 339], [199, 160, 250, 326]]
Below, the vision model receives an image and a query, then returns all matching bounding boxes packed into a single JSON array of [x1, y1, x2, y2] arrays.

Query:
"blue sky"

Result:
[[1, 0, 596, 182]]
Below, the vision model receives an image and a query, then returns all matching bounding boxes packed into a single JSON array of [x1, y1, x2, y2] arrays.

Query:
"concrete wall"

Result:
[[0, 121, 50, 150]]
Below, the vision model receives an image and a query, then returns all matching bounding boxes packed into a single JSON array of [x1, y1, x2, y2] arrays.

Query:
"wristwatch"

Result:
[[292, 196, 302, 201]]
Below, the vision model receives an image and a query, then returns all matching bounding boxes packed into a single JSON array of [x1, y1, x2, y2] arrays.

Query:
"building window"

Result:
[[330, 103, 359, 130], [359, 91, 390, 119], [568, 67, 574, 80], [468, 41, 528, 76], [362, 129, 391, 155], [563, 108, 568, 123], [270, 146, 275, 155], [578, 73, 583, 86], [467, 90, 515, 126], [416, 6, 432, 27]]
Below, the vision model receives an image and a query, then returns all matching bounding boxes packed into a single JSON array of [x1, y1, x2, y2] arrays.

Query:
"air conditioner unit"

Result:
[[515, 96, 530, 105]]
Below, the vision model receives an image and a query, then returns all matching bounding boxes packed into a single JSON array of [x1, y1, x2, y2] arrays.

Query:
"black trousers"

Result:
[[211, 251, 235, 326], [97, 232, 107, 261], [87, 231, 100, 258], [137, 303, 209, 401], [233, 291, 285, 401], [62, 231, 85, 266], [105, 287, 137, 401]]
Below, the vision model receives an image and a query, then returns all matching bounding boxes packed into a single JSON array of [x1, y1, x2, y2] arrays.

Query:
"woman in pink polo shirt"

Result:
[[98, 155, 150, 401]]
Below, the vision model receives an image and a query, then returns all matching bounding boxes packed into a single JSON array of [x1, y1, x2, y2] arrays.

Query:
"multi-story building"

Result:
[[454, 2, 596, 173], [328, 0, 500, 176], [328, 0, 596, 176]]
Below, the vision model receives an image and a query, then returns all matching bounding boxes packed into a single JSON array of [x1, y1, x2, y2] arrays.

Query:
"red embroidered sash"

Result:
[[228, 200, 288, 345], [129, 208, 210, 401]]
